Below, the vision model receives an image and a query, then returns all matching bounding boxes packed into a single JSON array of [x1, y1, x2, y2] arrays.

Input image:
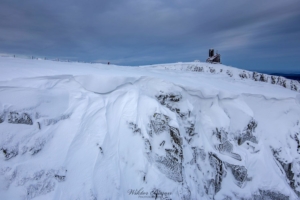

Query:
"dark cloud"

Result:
[[0, 0, 299, 72]]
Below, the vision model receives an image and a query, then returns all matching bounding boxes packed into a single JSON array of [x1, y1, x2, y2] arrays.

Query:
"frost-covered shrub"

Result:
[[187, 65, 203, 72], [252, 72, 260, 81], [128, 122, 141, 134], [0, 112, 5, 123], [8, 112, 33, 125], [276, 76, 287, 88], [193, 66, 203, 72], [209, 67, 215, 73], [33, 170, 45, 181], [226, 70, 233, 77], [29, 139, 46, 155], [291, 81, 298, 91], [239, 71, 248, 79], [1, 144, 19, 160], [271, 76, 277, 84], [259, 74, 268, 82], [27, 180, 56, 199]]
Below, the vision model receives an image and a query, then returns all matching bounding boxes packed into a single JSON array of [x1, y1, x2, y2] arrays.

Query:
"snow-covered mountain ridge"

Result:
[[0, 57, 300, 199], [143, 62, 300, 93]]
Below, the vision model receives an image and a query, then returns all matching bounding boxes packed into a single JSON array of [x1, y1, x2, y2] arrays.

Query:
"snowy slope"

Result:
[[0, 57, 300, 200]]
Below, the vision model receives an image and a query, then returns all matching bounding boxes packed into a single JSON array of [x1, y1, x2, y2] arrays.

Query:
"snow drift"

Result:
[[0, 57, 300, 200]]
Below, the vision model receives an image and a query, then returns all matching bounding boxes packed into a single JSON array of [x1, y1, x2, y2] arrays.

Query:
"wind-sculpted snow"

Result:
[[0, 57, 300, 199]]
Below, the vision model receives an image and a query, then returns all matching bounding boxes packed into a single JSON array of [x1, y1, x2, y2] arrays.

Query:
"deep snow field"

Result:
[[0, 57, 300, 200]]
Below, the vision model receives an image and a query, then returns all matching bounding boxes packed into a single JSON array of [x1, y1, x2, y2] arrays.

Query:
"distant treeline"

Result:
[[270, 74, 300, 81]]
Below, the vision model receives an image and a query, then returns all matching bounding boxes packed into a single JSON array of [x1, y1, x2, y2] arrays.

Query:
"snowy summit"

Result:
[[0, 57, 300, 199]]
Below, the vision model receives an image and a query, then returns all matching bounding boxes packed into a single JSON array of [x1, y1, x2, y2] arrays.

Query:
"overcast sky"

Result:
[[0, 0, 299, 72]]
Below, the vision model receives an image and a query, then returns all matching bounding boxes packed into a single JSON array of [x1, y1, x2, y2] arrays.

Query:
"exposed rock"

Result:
[[213, 128, 242, 160], [272, 148, 300, 197], [155, 92, 188, 118], [213, 128, 228, 143], [237, 119, 258, 145], [149, 113, 183, 182], [208, 153, 225, 194], [217, 141, 241, 161], [225, 163, 248, 187]]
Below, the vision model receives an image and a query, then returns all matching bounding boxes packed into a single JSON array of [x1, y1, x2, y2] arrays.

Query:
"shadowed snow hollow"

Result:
[[0, 57, 300, 200]]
